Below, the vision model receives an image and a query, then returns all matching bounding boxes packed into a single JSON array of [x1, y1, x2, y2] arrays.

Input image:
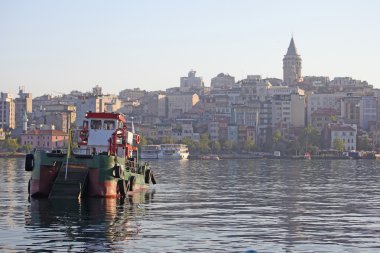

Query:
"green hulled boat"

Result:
[[25, 112, 156, 199]]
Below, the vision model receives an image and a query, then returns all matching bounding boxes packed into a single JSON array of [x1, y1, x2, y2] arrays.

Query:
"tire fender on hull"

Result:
[[128, 176, 136, 191], [117, 180, 126, 197], [25, 154, 34, 171]]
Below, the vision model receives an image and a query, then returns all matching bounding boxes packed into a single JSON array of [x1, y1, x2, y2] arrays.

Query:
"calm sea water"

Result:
[[1, 158, 380, 252]]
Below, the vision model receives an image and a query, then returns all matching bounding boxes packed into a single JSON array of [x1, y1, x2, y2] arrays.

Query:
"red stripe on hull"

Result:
[[88, 168, 117, 197]]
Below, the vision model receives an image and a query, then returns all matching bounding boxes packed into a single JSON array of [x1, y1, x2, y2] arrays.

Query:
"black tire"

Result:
[[25, 154, 34, 172], [128, 176, 135, 191], [151, 172, 157, 184], [144, 169, 151, 184], [114, 165, 122, 178], [117, 180, 126, 197]]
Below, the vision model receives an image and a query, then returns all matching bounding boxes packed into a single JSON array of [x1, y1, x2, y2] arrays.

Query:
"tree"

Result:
[[182, 137, 199, 153], [161, 136, 175, 144], [333, 139, 345, 152], [288, 139, 302, 156], [210, 141, 221, 153], [298, 125, 321, 154], [23, 143, 33, 153], [303, 126, 319, 148], [272, 130, 282, 145], [139, 136, 148, 146], [5, 138, 19, 153], [222, 140, 234, 152], [357, 135, 373, 151], [243, 138, 255, 152], [199, 133, 210, 154]]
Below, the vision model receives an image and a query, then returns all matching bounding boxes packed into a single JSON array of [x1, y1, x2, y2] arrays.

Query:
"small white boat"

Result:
[[200, 155, 220, 160], [158, 144, 189, 160]]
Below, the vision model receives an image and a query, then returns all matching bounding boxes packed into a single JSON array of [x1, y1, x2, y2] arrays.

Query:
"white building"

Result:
[[330, 124, 357, 151]]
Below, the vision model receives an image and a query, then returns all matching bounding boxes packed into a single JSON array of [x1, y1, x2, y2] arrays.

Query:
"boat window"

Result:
[[90, 120, 102, 130], [83, 120, 89, 129], [103, 120, 115, 130]]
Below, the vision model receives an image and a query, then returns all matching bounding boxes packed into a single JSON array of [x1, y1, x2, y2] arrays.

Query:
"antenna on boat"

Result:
[[65, 129, 73, 180], [130, 116, 135, 134]]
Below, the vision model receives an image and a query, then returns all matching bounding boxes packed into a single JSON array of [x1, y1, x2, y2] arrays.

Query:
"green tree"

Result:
[[272, 130, 282, 145], [333, 138, 345, 152], [161, 136, 175, 144], [23, 143, 33, 153], [222, 140, 234, 152], [182, 137, 199, 153], [199, 133, 210, 154], [243, 138, 255, 152], [210, 140, 221, 153], [139, 136, 148, 146], [357, 135, 373, 151], [299, 125, 321, 152], [5, 138, 19, 153], [288, 139, 302, 156]]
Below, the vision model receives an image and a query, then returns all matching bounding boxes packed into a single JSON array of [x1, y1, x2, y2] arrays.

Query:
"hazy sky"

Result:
[[1, 0, 379, 97]]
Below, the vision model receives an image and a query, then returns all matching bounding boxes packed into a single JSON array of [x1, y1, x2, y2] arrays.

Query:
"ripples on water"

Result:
[[1, 158, 380, 252]]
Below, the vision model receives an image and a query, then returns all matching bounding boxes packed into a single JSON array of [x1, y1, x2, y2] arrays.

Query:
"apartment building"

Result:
[[0, 93, 15, 129], [21, 129, 68, 149], [167, 93, 199, 119]]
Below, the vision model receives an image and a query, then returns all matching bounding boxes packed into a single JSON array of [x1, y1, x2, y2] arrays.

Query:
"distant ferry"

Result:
[[140, 144, 190, 160], [158, 144, 189, 160], [140, 145, 160, 159]]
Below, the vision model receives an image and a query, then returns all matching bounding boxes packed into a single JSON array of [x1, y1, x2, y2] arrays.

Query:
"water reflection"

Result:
[[24, 191, 155, 252], [2, 158, 380, 252]]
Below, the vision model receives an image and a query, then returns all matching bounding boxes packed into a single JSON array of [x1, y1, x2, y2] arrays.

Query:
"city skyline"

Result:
[[1, 0, 379, 96]]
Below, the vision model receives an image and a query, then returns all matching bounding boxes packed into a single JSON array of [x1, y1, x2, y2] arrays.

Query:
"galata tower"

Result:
[[283, 37, 302, 85]]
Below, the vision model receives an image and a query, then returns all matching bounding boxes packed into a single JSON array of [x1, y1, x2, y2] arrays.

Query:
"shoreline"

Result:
[[190, 154, 373, 160], [1, 153, 376, 160], [0, 152, 26, 158]]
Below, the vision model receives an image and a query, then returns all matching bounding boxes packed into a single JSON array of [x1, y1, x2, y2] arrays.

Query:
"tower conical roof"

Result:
[[286, 37, 299, 55]]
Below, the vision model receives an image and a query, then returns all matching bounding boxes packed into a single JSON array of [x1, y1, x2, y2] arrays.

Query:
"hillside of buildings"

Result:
[[0, 38, 379, 157]]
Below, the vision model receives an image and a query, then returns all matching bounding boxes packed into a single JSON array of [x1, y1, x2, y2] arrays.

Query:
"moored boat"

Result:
[[25, 112, 156, 199], [140, 145, 160, 159], [158, 144, 189, 159], [304, 152, 311, 160], [200, 154, 220, 160]]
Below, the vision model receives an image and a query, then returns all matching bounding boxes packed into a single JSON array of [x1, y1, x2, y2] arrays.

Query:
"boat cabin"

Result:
[[78, 112, 137, 157]]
